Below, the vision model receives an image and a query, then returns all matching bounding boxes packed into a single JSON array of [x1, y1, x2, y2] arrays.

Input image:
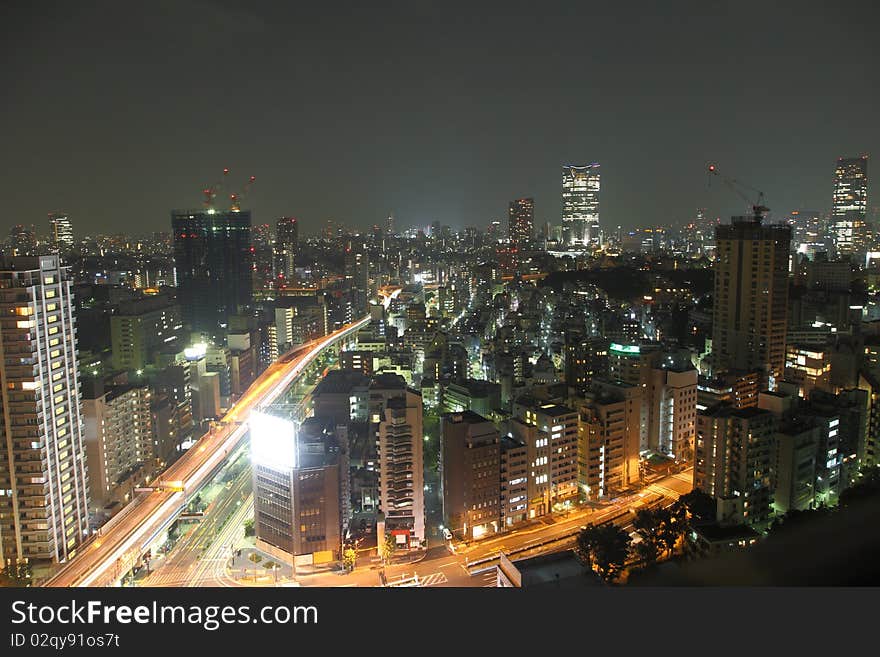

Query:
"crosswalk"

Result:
[[416, 572, 448, 587]]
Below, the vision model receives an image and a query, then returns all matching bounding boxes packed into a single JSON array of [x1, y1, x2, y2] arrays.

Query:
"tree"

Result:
[[378, 531, 396, 563], [632, 508, 663, 566], [574, 524, 631, 584], [677, 489, 716, 524], [243, 518, 255, 537], [654, 507, 681, 556], [632, 536, 659, 566], [342, 547, 357, 572]]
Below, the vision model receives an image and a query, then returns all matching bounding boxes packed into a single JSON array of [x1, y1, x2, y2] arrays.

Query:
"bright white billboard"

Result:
[[250, 411, 297, 470]]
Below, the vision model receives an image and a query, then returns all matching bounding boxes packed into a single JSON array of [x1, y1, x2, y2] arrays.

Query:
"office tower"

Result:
[[0, 256, 90, 566], [373, 376, 425, 547], [831, 156, 868, 258], [82, 384, 152, 509], [110, 294, 183, 371], [712, 214, 791, 388], [577, 380, 641, 500], [694, 404, 776, 527], [171, 209, 253, 338], [251, 412, 343, 562], [275, 217, 298, 282], [510, 400, 579, 513], [507, 197, 534, 248], [440, 411, 501, 540], [561, 163, 600, 246], [47, 213, 74, 255]]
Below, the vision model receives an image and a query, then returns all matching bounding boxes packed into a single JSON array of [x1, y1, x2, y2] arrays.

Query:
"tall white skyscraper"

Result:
[[562, 163, 600, 246], [0, 256, 90, 568]]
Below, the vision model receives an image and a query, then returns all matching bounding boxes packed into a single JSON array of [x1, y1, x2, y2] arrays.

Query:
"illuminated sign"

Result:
[[250, 411, 297, 470], [609, 343, 640, 355], [184, 342, 207, 360]]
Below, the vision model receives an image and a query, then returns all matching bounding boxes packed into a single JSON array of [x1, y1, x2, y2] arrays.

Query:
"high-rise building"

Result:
[[648, 365, 698, 461], [171, 210, 253, 338], [694, 404, 776, 528], [440, 411, 501, 540], [250, 223, 275, 294], [275, 217, 298, 282], [510, 400, 579, 512], [0, 256, 90, 567], [82, 384, 152, 509], [831, 155, 868, 258], [110, 294, 183, 371], [47, 213, 74, 255], [344, 244, 370, 321], [373, 377, 425, 548], [561, 163, 600, 246], [508, 198, 534, 248], [712, 214, 791, 388], [251, 412, 343, 563], [577, 380, 641, 500]]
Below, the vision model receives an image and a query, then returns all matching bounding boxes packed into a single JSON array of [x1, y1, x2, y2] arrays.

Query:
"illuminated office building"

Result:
[[47, 213, 74, 255], [562, 163, 600, 246], [832, 156, 868, 258]]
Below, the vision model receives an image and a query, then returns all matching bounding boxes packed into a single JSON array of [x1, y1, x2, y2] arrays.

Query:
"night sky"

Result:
[[3, 0, 879, 237]]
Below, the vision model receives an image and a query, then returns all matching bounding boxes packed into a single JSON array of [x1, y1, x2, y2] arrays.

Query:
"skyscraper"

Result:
[[0, 256, 90, 567], [172, 210, 253, 338], [344, 244, 369, 321], [832, 155, 868, 258], [711, 213, 791, 388], [275, 217, 298, 282], [508, 197, 534, 248], [47, 213, 74, 255], [562, 163, 600, 246]]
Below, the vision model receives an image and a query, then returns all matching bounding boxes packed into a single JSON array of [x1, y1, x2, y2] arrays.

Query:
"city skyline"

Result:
[[2, 2, 879, 237], [4, 0, 880, 596]]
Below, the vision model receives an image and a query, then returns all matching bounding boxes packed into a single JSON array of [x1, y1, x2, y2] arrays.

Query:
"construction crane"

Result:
[[229, 174, 256, 212], [202, 167, 231, 210], [707, 163, 769, 220]]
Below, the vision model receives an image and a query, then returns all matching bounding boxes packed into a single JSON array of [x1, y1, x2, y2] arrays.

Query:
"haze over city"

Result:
[[3, 0, 879, 236]]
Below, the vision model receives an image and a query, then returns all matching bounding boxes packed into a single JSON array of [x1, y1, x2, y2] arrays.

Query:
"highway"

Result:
[[43, 312, 378, 587], [139, 460, 251, 586]]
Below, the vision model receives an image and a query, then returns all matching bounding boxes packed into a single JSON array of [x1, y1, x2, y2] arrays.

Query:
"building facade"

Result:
[[440, 411, 501, 540], [561, 163, 600, 246], [831, 155, 869, 258], [172, 210, 253, 338], [712, 215, 791, 388], [0, 256, 90, 567]]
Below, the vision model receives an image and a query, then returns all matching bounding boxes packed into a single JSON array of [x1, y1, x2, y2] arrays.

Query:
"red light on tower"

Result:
[[708, 164, 716, 173]]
